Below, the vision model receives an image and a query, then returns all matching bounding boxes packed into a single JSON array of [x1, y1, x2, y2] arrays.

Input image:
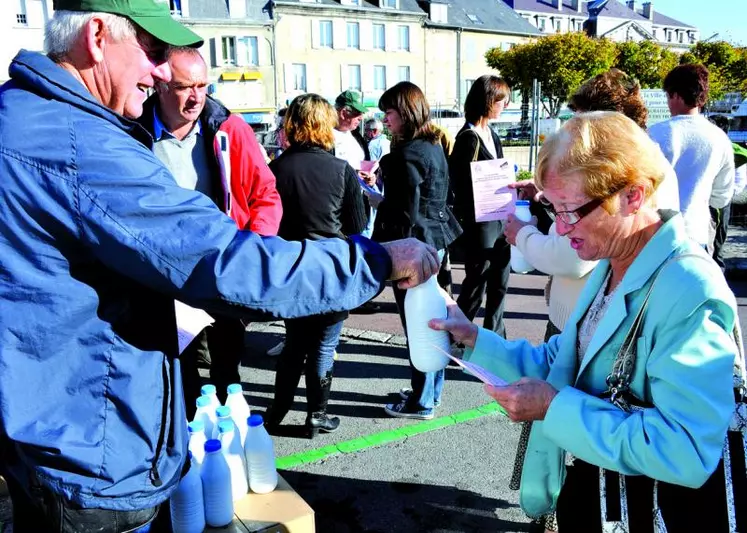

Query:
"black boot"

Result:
[[264, 348, 305, 434], [305, 372, 340, 439]]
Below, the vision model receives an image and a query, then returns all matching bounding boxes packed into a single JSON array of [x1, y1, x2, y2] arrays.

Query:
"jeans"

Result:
[[1, 470, 158, 533], [392, 249, 446, 411], [710, 202, 732, 271], [283, 316, 344, 379]]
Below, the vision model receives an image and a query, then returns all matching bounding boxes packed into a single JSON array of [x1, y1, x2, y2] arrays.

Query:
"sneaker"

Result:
[[266, 340, 285, 357], [384, 400, 434, 420], [398, 388, 440, 407]]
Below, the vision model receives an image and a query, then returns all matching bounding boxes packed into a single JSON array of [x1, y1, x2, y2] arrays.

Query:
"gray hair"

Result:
[[364, 117, 383, 131], [45, 11, 137, 61]]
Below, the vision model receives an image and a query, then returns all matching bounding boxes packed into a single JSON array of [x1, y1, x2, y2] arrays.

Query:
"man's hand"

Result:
[[382, 239, 440, 289], [504, 213, 537, 246], [508, 180, 541, 202], [358, 170, 377, 187], [484, 378, 558, 422], [428, 292, 478, 349]]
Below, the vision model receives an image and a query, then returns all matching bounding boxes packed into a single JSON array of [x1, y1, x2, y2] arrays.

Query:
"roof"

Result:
[[506, 0, 691, 25], [423, 0, 542, 35], [638, 9, 695, 29], [272, 0, 425, 14], [187, 0, 272, 22]]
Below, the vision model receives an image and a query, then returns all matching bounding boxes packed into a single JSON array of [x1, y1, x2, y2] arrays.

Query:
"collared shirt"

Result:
[[368, 134, 391, 161], [152, 108, 214, 198]]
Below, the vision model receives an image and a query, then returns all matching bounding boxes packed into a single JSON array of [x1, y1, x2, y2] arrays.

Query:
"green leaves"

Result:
[[678, 41, 747, 101]]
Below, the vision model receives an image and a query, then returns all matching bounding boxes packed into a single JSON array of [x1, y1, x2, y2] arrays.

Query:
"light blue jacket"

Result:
[[465, 212, 738, 518]]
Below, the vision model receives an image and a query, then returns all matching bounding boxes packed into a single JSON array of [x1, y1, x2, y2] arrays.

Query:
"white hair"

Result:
[[45, 11, 137, 61], [365, 117, 383, 131]]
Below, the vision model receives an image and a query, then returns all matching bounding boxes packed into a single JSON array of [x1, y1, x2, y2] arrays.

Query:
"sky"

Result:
[[645, 0, 747, 46]]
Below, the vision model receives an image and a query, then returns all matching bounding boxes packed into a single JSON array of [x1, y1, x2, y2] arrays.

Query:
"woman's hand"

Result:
[[358, 170, 377, 187], [428, 291, 478, 349], [485, 378, 558, 422], [504, 213, 537, 246], [508, 180, 541, 202]]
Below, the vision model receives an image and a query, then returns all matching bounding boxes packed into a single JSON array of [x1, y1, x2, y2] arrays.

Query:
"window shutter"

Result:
[[209, 37, 218, 67], [333, 19, 346, 49], [385, 24, 396, 52], [341, 64, 350, 90], [361, 64, 373, 92], [311, 19, 321, 49], [359, 20, 372, 51]]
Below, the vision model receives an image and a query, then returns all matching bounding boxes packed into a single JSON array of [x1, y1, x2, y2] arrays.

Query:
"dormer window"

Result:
[[466, 14, 483, 25], [381, 0, 398, 8], [341, 0, 361, 6]]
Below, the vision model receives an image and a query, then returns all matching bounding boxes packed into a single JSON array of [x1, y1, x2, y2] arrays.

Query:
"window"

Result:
[[169, 0, 181, 15], [397, 25, 410, 51], [341, 0, 361, 4], [678, 31, 684, 43], [430, 3, 448, 23], [348, 65, 362, 90], [381, 0, 397, 7], [373, 23, 386, 50], [462, 79, 475, 100], [398, 66, 410, 82], [689, 33, 696, 44], [319, 20, 333, 48], [373, 65, 387, 91], [466, 14, 483, 25], [222, 36, 237, 66], [652, 27, 658, 39], [16, 0, 27, 25], [537, 17, 547, 31], [292, 64, 307, 91], [554, 19, 561, 32], [666, 29, 672, 42], [237, 36, 258, 66], [347, 22, 360, 49]]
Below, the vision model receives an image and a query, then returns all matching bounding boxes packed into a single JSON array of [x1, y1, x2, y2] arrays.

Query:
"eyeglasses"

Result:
[[539, 195, 607, 225]]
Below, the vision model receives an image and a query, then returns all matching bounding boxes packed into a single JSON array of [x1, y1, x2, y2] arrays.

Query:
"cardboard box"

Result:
[[206, 474, 314, 533]]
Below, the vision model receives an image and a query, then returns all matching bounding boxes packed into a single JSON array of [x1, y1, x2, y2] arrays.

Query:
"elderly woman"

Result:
[[432, 112, 739, 531], [264, 93, 367, 438]]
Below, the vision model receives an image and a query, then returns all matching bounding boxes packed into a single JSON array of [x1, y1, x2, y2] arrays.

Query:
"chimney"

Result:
[[554, 0, 563, 11], [570, 0, 582, 12], [626, 0, 635, 11], [642, 1, 653, 20]]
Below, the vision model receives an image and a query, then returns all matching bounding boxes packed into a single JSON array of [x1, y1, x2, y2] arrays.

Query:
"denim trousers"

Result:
[[283, 316, 344, 379], [1, 470, 158, 533], [392, 249, 446, 411]]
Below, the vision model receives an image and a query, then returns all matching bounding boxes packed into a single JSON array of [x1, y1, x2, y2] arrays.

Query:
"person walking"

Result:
[[371, 82, 462, 420], [449, 76, 512, 337], [264, 94, 367, 438]]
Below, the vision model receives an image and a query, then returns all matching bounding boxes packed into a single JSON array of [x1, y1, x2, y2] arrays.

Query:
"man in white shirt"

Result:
[[648, 64, 734, 250]]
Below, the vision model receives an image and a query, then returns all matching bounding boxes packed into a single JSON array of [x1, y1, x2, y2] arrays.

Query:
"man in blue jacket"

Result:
[[0, 1, 439, 531]]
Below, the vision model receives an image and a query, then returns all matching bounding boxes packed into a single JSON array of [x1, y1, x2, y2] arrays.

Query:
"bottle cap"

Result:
[[227, 383, 242, 395], [218, 420, 234, 434], [195, 395, 211, 408], [516, 200, 530, 207], [188, 420, 204, 433], [187, 450, 192, 460], [200, 384, 216, 396], [248, 414, 264, 428], [216, 405, 231, 418], [204, 439, 221, 453]]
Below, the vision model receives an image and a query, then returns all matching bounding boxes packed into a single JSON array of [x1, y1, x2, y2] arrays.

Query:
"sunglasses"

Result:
[[539, 195, 607, 225]]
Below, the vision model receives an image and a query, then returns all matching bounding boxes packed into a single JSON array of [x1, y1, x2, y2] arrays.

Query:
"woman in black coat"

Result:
[[265, 93, 367, 438], [371, 82, 462, 420], [449, 76, 512, 338]]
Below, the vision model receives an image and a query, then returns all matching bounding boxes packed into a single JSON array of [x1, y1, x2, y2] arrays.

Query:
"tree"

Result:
[[679, 40, 747, 101], [613, 40, 679, 88], [486, 32, 618, 118]]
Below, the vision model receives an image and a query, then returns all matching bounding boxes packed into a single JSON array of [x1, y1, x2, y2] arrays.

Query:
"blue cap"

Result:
[[248, 414, 264, 428], [201, 384, 216, 396], [188, 420, 204, 433], [227, 383, 242, 395], [516, 200, 530, 207], [216, 405, 231, 418], [204, 439, 221, 453], [218, 420, 234, 434], [196, 395, 211, 408]]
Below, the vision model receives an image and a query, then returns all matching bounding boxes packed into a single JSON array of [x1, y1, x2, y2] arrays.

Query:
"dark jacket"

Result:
[[270, 145, 367, 242], [449, 123, 506, 249], [139, 96, 282, 235], [373, 137, 462, 250], [0, 50, 391, 511]]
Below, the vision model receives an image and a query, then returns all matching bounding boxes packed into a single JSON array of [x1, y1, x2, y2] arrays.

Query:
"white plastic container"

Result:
[[200, 439, 234, 528], [218, 420, 248, 501], [213, 405, 232, 439], [224, 384, 251, 447], [169, 451, 205, 533], [403, 276, 451, 373], [187, 420, 207, 471], [510, 200, 535, 274], [201, 384, 222, 412], [244, 414, 278, 494], [193, 395, 218, 439]]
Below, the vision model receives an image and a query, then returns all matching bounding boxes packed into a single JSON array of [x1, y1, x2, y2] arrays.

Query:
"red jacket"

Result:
[[140, 96, 282, 236]]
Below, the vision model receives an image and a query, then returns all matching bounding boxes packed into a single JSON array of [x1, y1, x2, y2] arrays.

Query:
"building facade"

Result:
[[503, 0, 698, 53], [1, 0, 52, 84]]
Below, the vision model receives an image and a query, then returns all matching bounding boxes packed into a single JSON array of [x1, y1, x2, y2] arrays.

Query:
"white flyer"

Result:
[[175, 300, 215, 354], [470, 158, 517, 223]]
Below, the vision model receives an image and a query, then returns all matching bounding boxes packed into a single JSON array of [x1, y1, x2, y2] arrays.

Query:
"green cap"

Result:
[[53, 0, 203, 47], [335, 90, 368, 115]]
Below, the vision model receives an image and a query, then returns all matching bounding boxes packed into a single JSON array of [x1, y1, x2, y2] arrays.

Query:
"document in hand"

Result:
[[470, 158, 517, 223], [431, 344, 508, 387], [175, 301, 215, 354]]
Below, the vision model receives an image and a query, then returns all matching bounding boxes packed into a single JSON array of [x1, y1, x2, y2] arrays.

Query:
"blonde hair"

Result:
[[284, 94, 337, 151], [535, 111, 666, 211]]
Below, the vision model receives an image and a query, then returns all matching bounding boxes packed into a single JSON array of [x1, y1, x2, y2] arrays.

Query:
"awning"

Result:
[[243, 71, 261, 80], [220, 72, 242, 81]]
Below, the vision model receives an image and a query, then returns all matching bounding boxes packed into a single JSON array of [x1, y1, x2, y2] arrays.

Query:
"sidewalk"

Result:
[[724, 224, 747, 279]]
